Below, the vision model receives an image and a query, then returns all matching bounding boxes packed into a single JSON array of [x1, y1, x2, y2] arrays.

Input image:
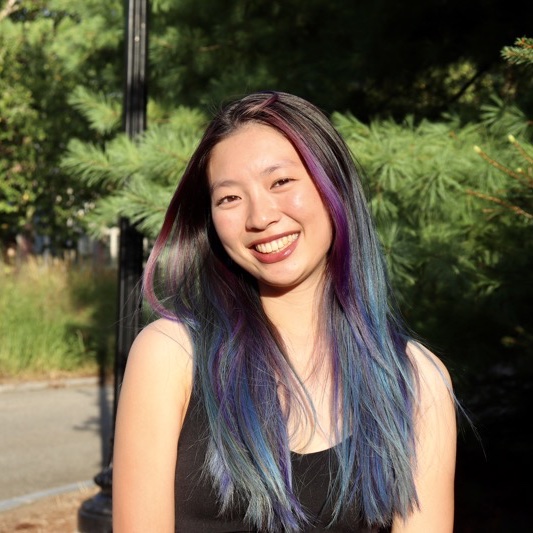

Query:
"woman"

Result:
[[113, 92, 456, 532]]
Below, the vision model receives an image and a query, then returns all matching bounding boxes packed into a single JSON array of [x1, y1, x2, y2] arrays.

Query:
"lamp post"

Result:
[[77, 1, 148, 531]]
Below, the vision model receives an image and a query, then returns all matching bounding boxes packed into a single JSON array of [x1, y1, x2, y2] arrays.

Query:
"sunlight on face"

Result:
[[208, 124, 333, 295]]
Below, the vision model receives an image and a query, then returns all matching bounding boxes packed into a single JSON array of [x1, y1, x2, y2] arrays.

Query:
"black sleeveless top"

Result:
[[175, 389, 388, 532]]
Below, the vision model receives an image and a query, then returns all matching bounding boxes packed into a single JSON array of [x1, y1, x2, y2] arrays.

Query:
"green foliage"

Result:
[[334, 113, 508, 295], [470, 38, 533, 221], [146, 0, 533, 118], [61, 106, 207, 235], [480, 95, 531, 138], [0, 261, 116, 377], [3, 0, 531, 247], [0, 0, 123, 247], [68, 86, 122, 135], [0, 12, 44, 231], [501, 37, 533, 68], [471, 136, 533, 220]]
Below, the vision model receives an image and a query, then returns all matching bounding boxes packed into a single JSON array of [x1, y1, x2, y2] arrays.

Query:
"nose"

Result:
[[245, 193, 280, 231]]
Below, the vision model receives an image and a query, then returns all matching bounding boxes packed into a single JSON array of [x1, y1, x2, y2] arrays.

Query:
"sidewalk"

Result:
[[0, 375, 110, 532]]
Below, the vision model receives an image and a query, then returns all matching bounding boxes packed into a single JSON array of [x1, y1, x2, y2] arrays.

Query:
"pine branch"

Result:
[[466, 189, 532, 219], [508, 135, 533, 167], [83, 179, 172, 238], [473, 145, 533, 188], [501, 37, 533, 68], [0, 0, 19, 22], [61, 139, 115, 187], [68, 86, 121, 135]]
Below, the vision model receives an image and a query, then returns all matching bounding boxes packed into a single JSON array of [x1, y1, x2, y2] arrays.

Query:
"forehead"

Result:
[[207, 124, 302, 179]]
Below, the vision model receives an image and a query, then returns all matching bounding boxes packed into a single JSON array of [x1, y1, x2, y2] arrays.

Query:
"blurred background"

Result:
[[1, 1, 532, 531]]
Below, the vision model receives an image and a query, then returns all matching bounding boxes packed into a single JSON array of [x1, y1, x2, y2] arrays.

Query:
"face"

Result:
[[207, 123, 333, 295]]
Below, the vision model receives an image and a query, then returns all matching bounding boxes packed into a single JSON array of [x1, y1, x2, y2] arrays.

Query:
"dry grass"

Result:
[[0, 486, 99, 533], [0, 259, 116, 379]]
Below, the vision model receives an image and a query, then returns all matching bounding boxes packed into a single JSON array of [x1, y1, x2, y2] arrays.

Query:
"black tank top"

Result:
[[175, 388, 387, 532]]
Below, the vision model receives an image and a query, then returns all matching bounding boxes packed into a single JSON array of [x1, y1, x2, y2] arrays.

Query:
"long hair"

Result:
[[144, 92, 418, 530]]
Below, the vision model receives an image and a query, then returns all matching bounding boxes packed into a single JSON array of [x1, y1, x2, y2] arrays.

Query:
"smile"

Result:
[[254, 233, 299, 254]]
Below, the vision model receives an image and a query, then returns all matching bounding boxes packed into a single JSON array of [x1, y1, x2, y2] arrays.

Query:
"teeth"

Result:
[[255, 233, 298, 254]]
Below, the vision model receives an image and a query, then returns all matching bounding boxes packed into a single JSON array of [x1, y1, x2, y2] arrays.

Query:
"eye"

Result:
[[272, 177, 293, 188], [215, 194, 240, 206]]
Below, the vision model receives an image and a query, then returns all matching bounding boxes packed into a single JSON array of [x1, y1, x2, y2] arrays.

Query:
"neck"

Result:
[[260, 278, 336, 451], [261, 280, 320, 331], [259, 279, 325, 376]]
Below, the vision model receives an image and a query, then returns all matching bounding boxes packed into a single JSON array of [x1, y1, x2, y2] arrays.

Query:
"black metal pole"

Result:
[[78, 1, 148, 531]]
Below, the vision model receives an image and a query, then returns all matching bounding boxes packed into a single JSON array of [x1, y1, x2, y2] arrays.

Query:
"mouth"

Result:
[[253, 233, 299, 254]]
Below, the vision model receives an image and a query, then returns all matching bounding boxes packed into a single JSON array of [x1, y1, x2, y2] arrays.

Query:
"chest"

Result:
[[174, 392, 381, 533]]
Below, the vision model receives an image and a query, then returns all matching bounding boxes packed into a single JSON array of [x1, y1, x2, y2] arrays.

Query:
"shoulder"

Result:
[[119, 317, 194, 422], [405, 341, 457, 485], [128, 318, 193, 385], [406, 340, 453, 409], [133, 317, 193, 358]]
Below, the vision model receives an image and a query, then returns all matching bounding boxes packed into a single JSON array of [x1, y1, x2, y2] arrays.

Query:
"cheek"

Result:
[[284, 190, 308, 213], [290, 187, 329, 225], [211, 211, 237, 249], [307, 191, 334, 247]]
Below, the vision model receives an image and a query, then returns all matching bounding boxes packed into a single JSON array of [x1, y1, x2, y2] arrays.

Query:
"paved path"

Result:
[[0, 379, 113, 503]]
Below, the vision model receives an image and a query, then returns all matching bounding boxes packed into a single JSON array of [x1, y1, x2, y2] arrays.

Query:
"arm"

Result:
[[392, 343, 457, 533], [112, 318, 193, 533]]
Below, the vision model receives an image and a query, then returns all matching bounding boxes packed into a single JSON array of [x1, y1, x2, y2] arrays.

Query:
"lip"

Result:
[[248, 232, 300, 264]]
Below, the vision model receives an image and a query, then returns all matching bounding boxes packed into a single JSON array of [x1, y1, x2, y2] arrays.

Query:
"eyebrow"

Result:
[[209, 179, 239, 194], [259, 160, 298, 176], [210, 160, 299, 194]]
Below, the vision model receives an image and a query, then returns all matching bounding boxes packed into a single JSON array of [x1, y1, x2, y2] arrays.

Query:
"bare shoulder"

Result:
[[405, 340, 456, 447], [134, 317, 193, 359], [127, 318, 193, 384], [406, 340, 453, 405], [119, 317, 194, 418]]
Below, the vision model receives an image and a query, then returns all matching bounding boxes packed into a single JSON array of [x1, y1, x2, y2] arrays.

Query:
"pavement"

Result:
[[0, 377, 113, 531]]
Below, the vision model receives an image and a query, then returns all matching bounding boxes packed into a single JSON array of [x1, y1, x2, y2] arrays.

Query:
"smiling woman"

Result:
[[112, 92, 456, 533]]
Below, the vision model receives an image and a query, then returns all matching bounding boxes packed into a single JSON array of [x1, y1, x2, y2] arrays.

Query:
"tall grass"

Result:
[[0, 260, 117, 379]]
